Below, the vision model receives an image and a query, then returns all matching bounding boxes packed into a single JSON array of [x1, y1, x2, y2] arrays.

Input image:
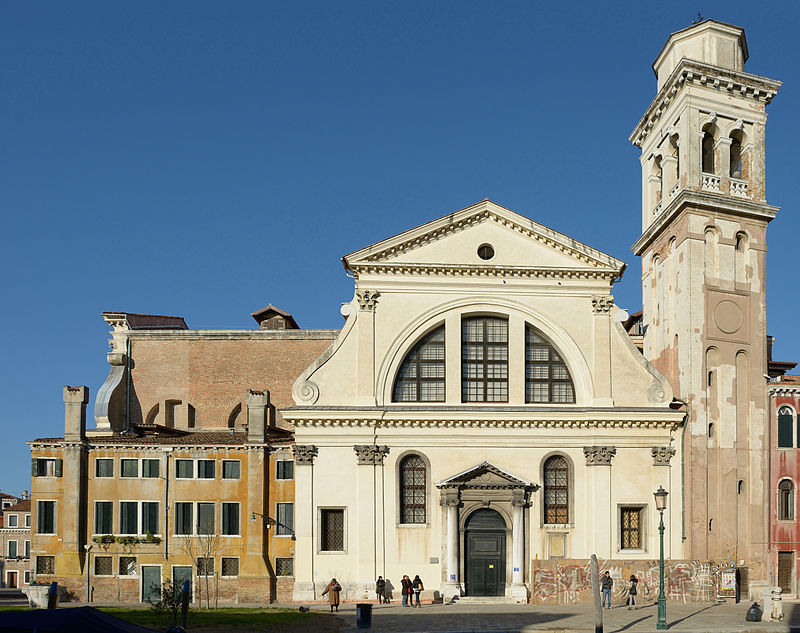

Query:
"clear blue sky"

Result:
[[2, 1, 798, 494]]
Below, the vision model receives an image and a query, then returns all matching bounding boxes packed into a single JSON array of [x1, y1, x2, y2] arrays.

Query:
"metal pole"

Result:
[[85, 551, 91, 602], [657, 509, 666, 630], [590, 554, 603, 633]]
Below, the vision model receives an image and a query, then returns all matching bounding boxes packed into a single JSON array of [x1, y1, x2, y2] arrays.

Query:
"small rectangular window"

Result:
[[142, 459, 160, 478], [25, 514, 31, 527], [276, 503, 294, 536], [121, 459, 139, 478], [197, 460, 215, 479], [24, 570, 31, 584], [276, 460, 294, 480], [120, 501, 138, 535], [197, 557, 214, 576], [197, 503, 215, 534], [36, 556, 55, 575], [275, 557, 294, 576], [620, 506, 645, 550], [221, 557, 239, 577], [95, 501, 113, 534], [94, 556, 113, 576], [96, 459, 114, 478], [176, 460, 194, 479], [222, 460, 241, 479], [175, 503, 193, 535], [37, 501, 55, 534], [8, 540, 18, 558], [320, 509, 344, 551], [25, 540, 30, 558], [222, 503, 239, 536], [119, 556, 137, 576], [7, 514, 18, 527], [142, 501, 159, 535], [34, 458, 60, 477]]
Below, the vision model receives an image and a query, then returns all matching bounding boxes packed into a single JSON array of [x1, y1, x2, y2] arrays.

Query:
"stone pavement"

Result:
[[323, 600, 800, 633]]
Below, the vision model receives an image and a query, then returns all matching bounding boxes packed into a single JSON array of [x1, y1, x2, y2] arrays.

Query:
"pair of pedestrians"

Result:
[[600, 571, 639, 609], [401, 574, 424, 607]]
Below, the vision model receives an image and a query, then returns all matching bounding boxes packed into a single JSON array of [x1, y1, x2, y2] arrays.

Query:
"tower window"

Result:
[[702, 132, 715, 173], [730, 134, 743, 178]]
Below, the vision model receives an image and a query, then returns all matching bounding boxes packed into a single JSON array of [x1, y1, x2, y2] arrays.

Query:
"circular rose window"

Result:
[[477, 243, 495, 260]]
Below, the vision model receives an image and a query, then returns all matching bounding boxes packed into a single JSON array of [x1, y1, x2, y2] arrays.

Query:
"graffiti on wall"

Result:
[[530, 559, 732, 604]]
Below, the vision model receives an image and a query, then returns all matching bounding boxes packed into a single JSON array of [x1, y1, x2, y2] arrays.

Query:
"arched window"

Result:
[[779, 480, 795, 520], [730, 131, 744, 178], [702, 131, 715, 173], [462, 317, 508, 402], [525, 326, 575, 403], [393, 326, 445, 402], [543, 456, 569, 524], [778, 406, 794, 448], [400, 455, 426, 524]]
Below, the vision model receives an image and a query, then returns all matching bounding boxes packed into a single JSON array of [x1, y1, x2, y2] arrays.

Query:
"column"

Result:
[[440, 489, 461, 600], [584, 446, 616, 559], [292, 445, 318, 601], [651, 447, 676, 559], [510, 488, 529, 602], [355, 289, 379, 403], [591, 296, 614, 407], [354, 445, 389, 593]]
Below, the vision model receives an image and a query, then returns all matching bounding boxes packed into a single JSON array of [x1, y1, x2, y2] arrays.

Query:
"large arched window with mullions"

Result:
[[543, 455, 569, 524], [393, 326, 445, 402], [400, 455, 426, 524], [525, 326, 575, 403], [462, 316, 508, 402]]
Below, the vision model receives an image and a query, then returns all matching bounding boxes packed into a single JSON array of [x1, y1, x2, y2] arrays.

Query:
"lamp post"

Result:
[[654, 486, 668, 630], [83, 543, 93, 603], [251, 512, 296, 540]]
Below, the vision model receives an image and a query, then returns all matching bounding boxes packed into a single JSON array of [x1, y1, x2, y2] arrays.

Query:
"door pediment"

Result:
[[437, 461, 537, 491]]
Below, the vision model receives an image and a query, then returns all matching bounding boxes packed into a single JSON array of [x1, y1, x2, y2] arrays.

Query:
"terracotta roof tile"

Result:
[[4, 499, 31, 512]]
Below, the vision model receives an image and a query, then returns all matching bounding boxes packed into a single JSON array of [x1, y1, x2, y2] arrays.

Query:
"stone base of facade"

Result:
[[442, 581, 462, 602], [509, 583, 529, 603]]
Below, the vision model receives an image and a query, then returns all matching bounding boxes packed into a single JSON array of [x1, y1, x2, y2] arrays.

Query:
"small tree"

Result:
[[150, 579, 183, 625], [179, 517, 220, 609]]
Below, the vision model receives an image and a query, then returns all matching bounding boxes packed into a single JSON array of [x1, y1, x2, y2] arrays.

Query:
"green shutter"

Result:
[[54, 459, 63, 477], [779, 413, 793, 448], [31, 458, 39, 477]]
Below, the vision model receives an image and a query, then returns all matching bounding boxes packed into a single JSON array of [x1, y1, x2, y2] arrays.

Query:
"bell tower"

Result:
[[630, 20, 781, 588]]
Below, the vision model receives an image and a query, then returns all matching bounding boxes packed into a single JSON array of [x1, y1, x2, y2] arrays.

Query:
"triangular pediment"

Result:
[[343, 200, 625, 280], [436, 461, 535, 490]]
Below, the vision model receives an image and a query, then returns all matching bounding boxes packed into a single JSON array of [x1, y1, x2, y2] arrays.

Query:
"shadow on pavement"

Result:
[[609, 614, 652, 632], [664, 603, 719, 629]]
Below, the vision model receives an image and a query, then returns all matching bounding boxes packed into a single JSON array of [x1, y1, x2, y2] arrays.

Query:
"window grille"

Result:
[[525, 326, 575, 403], [393, 326, 446, 402], [620, 507, 643, 549], [36, 556, 55, 575], [462, 317, 508, 402], [275, 557, 294, 576], [196, 558, 214, 576], [119, 556, 137, 576], [543, 456, 569, 524], [94, 556, 113, 576], [320, 509, 344, 551], [221, 558, 239, 577], [222, 460, 241, 479], [400, 455, 426, 524]]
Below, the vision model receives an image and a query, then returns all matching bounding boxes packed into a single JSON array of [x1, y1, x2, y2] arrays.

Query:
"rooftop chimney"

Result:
[[64, 385, 89, 442], [246, 389, 270, 443]]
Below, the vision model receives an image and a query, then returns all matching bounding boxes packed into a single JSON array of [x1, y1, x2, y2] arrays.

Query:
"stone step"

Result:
[[454, 596, 519, 604]]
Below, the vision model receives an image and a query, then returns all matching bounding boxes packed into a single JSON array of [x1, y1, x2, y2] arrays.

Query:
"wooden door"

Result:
[[778, 552, 793, 595], [464, 509, 506, 597], [6, 571, 18, 589]]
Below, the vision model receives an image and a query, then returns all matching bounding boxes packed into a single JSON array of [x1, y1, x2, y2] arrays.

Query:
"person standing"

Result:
[[401, 575, 413, 607], [376, 576, 386, 604], [627, 574, 638, 610], [601, 571, 613, 609], [412, 575, 424, 607], [321, 578, 342, 612]]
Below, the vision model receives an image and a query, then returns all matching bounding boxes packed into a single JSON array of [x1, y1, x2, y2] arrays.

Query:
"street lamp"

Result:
[[654, 486, 669, 630], [83, 544, 93, 603], [251, 512, 296, 540]]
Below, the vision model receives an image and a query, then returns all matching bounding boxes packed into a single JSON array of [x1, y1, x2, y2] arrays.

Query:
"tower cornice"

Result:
[[631, 189, 779, 255], [630, 59, 781, 148]]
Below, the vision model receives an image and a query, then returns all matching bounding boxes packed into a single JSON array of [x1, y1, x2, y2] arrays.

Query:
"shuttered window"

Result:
[[778, 407, 794, 448]]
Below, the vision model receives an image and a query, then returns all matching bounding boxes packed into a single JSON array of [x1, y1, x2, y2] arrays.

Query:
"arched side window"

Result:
[[393, 326, 445, 402], [400, 455, 426, 524], [543, 456, 569, 524], [778, 406, 795, 448], [779, 480, 795, 520], [525, 326, 575, 403], [702, 131, 715, 173], [462, 317, 508, 402], [730, 131, 744, 178]]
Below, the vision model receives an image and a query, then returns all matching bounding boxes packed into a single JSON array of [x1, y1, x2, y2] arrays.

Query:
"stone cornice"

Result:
[[631, 189, 779, 256], [770, 385, 800, 395], [631, 59, 782, 148], [346, 262, 621, 282], [124, 329, 339, 341]]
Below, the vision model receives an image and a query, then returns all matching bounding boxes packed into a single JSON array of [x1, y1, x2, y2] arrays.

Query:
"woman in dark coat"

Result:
[[627, 574, 638, 610], [376, 576, 386, 603], [322, 578, 342, 612]]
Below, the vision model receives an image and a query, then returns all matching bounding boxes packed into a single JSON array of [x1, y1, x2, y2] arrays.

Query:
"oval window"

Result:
[[477, 244, 495, 260]]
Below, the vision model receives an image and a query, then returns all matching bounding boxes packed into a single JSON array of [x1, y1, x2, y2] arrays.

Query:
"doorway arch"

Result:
[[464, 508, 506, 597]]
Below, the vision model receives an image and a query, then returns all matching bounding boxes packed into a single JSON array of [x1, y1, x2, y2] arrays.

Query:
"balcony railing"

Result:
[[702, 173, 721, 193], [653, 200, 663, 216], [669, 182, 680, 200], [730, 178, 748, 198]]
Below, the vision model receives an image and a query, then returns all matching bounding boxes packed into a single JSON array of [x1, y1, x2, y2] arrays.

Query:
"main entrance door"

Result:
[[778, 552, 793, 595], [465, 508, 506, 597], [6, 571, 18, 589]]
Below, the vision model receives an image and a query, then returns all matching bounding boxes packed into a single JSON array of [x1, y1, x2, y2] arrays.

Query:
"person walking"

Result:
[[412, 575, 424, 607], [376, 576, 386, 604], [400, 575, 413, 607], [321, 578, 342, 612], [601, 571, 613, 609], [627, 574, 638, 610]]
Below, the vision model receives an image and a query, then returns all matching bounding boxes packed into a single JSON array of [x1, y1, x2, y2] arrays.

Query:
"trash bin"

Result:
[[356, 603, 373, 629]]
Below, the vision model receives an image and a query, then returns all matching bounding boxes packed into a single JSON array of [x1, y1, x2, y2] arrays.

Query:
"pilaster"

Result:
[[355, 289, 379, 402]]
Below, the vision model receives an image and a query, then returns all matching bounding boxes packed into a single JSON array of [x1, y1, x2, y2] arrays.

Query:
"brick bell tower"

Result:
[[630, 20, 781, 591]]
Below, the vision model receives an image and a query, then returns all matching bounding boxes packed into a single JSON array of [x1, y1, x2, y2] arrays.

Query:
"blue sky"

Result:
[[1, 1, 798, 494]]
